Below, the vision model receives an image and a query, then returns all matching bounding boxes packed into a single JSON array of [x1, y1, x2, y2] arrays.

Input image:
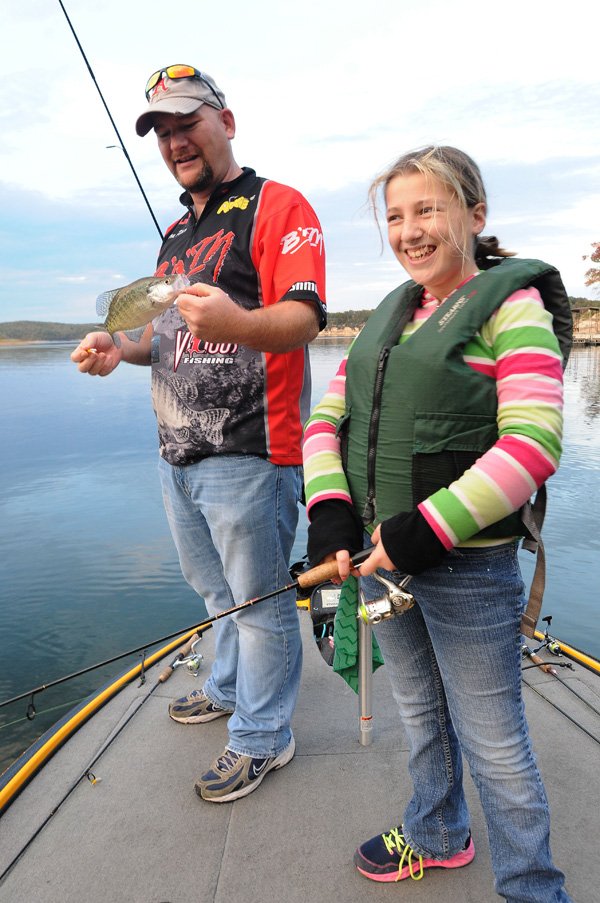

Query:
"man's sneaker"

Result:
[[168, 688, 231, 724], [354, 825, 474, 882], [194, 736, 295, 803]]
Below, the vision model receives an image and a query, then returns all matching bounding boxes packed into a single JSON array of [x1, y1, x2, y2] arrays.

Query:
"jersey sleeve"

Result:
[[251, 181, 327, 328]]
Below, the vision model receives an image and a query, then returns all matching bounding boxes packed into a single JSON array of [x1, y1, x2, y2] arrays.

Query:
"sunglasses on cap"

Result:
[[144, 65, 224, 109]]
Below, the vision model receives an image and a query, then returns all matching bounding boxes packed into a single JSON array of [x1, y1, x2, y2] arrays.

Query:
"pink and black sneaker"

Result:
[[354, 825, 475, 882]]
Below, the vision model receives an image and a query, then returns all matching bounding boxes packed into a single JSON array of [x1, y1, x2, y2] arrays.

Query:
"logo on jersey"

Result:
[[156, 228, 235, 281], [280, 227, 323, 256], [217, 196, 251, 215], [174, 329, 239, 371], [289, 281, 319, 294]]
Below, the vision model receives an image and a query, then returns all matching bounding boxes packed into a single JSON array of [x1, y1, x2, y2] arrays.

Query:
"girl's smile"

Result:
[[385, 171, 486, 300]]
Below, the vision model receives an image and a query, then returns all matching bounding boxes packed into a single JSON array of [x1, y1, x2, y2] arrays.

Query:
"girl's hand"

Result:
[[353, 525, 396, 576]]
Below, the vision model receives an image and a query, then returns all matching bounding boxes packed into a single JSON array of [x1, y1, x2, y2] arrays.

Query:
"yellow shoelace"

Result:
[[382, 827, 424, 881]]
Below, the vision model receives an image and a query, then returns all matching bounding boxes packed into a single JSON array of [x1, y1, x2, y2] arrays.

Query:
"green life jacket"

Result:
[[342, 258, 571, 543]]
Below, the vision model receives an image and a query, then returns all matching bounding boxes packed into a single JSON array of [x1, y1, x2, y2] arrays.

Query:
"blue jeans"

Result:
[[159, 454, 303, 758], [361, 543, 571, 903]]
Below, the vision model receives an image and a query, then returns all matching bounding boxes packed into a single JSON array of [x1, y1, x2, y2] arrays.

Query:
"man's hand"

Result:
[[70, 331, 122, 377], [177, 284, 250, 342], [177, 284, 319, 352]]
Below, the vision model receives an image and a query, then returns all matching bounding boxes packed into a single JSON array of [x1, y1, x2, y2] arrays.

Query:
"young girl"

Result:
[[303, 146, 572, 902]]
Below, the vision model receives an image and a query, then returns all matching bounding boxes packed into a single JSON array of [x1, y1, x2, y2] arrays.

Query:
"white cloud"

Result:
[[1, 0, 598, 321]]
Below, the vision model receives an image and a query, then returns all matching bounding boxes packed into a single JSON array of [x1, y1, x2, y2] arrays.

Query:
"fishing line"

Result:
[[0, 696, 90, 733], [56, 0, 164, 240]]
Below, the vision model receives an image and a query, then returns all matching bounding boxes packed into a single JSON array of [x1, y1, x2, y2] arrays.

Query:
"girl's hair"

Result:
[[369, 145, 515, 268]]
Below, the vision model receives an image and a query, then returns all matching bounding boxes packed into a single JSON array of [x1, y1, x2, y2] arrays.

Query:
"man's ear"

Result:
[[220, 108, 236, 139]]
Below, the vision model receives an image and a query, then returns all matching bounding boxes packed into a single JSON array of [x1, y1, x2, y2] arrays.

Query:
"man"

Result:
[[72, 65, 326, 802]]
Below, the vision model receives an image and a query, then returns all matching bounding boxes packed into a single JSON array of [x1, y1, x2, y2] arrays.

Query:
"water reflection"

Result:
[[1, 341, 599, 773], [566, 347, 600, 423]]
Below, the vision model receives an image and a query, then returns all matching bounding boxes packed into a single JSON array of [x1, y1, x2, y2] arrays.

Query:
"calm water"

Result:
[[1, 340, 599, 772]]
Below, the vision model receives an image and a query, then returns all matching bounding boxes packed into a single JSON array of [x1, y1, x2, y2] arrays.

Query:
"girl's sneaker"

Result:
[[354, 825, 474, 882]]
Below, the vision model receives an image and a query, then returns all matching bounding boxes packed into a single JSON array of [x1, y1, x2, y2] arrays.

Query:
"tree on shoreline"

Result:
[[583, 242, 600, 297]]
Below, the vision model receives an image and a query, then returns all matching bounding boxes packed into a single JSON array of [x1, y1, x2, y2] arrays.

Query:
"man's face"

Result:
[[153, 105, 235, 195]]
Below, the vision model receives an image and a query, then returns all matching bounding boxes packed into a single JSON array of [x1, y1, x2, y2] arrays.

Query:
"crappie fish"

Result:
[[96, 274, 190, 344]]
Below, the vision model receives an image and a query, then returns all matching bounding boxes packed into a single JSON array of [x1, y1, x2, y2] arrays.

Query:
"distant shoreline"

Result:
[[0, 329, 361, 347], [0, 339, 75, 347]]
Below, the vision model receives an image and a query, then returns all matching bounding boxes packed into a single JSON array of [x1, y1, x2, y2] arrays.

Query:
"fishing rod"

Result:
[[56, 0, 164, 240], [0, 672, 163, 883], [0, 625, 210, 714], [521, 642, 600, 746], [0, 630, 204, 881], [521, 643, 600, 720], [0, 554, 376, 880], [0, 550, 372, 716]]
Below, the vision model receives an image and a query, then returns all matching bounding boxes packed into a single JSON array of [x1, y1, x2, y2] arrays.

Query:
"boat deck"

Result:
[[1, 614, 598, 902]]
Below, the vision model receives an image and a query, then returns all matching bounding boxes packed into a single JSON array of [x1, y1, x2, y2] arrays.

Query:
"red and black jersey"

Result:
[[150, 167, 326, 466]]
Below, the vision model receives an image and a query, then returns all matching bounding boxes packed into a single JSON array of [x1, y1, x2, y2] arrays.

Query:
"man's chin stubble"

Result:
[[178, 163, 214, 194]]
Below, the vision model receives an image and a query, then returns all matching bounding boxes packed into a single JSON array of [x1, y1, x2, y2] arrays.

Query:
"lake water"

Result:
[[1, 340, 599, 773]]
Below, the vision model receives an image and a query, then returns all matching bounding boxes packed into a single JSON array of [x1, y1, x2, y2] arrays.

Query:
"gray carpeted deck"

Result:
[[0, 614, 598, 903]]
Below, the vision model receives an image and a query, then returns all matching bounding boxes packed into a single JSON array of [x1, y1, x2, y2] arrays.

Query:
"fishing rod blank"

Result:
[[0, 551, 373, 880], [56, 0, 164, 240], [0, 549, 373, 712], [522, 645, 600, 720]]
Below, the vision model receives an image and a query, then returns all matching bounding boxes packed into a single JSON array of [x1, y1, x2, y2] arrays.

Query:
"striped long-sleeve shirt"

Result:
[[303, 280, 564, 549]]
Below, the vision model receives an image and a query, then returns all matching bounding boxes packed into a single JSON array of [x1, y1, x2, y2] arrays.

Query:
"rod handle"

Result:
[[158, 633, 200, 682], [296, 548, 372, 589], [524, 648, 557, 676]]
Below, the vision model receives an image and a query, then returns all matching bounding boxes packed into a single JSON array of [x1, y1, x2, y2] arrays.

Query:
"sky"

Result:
[[1, 0, 599, 323]]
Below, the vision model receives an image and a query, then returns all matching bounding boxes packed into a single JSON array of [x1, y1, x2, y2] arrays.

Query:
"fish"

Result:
[[96, 274, 190, 344]]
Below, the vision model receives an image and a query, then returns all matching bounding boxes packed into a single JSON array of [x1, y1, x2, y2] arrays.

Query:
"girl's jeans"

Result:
[[361, 543, 571, 903]]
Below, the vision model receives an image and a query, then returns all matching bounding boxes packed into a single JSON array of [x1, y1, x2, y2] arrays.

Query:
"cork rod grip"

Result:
[[296, 548, 372, 589], [158, 632, 200, 682], [526, 650, 557, 675], [297, 560, 340, 588]]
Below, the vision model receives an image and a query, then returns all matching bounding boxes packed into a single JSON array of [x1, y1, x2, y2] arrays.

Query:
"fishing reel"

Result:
[[357, 572, 415, 625], [172, 637, 204, 676]]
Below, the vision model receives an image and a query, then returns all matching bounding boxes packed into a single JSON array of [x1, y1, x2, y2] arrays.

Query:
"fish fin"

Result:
[[120, 326, 146, 344], [96, 289, 119, 317], [112, 332, 122, 348]]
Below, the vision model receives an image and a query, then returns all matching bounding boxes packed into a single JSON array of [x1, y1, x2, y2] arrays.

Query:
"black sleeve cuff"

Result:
[[380, 509, 447, 575], [306, 499, 364, 566]]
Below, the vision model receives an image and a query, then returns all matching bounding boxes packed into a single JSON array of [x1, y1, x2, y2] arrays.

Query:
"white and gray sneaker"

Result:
[[168, 688, 231, 724], [194, 737, 296, 802]]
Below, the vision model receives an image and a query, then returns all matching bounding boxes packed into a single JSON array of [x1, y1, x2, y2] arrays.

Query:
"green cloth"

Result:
[[332, 576, 384, 692]]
